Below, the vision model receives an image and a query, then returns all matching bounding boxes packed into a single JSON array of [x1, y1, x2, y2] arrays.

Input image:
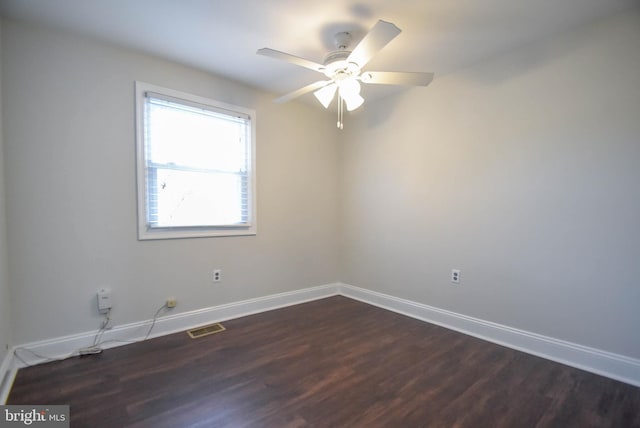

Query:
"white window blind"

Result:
[[135, 82, 256, 239]]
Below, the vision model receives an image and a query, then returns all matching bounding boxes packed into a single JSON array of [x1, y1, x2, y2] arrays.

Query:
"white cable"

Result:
[[143, 304, 168, 340], [15, 303, 168, 366], [90, 308, 112, 347]]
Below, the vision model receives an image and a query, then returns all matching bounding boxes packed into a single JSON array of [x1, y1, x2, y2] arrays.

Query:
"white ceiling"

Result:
[[0, 0, 636, 105]]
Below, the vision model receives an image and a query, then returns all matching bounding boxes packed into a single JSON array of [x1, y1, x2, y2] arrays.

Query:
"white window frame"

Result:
[[135, 81, 256, 240]]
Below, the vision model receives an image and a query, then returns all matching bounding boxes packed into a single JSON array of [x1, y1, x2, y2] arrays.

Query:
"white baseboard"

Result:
[[8, 284, 339, 368], [337, 283, 640, 387], [2, 281, 638, 404], [0, 350, 17, 404]]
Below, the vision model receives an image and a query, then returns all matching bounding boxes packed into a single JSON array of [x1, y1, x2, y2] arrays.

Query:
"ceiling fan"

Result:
[[257, 20, 434, 129]]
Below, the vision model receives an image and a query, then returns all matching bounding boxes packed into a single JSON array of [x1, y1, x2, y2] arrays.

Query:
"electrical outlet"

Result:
[[166, 298, 177, 308], [213, 269, 222, 283], [451, 269, 461, 284]]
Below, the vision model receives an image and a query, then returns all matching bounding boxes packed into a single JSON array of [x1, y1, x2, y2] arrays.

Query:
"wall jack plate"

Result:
[[97, 288, 112, 313]]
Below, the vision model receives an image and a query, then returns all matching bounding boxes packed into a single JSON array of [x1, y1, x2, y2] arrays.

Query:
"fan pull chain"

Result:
[[337, 94, 344, 130]]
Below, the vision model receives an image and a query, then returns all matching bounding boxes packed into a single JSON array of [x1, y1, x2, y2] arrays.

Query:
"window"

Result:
[[135, 82, 256, 239]]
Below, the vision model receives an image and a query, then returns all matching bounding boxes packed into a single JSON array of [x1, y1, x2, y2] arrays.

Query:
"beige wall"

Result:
[[2, 19, 340, 344], [0, 18, 12, 363], [340, 10, 640, 359], [2, 8, 639, 365]]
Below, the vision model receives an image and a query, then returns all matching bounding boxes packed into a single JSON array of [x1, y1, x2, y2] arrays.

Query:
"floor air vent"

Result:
[[187, 323, 226, 339]]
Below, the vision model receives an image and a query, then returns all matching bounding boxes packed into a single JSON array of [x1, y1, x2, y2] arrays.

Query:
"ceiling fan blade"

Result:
[[274, 80, 333, 103], [347, 20, 401, 69], [361, 71, 434, 86], [257, 48, 325, 72]]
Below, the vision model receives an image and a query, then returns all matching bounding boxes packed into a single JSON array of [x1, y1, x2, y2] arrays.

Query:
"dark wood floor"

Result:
[[8, 296, 640, 427]]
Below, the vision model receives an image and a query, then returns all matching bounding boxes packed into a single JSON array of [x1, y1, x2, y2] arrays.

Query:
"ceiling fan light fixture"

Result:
[[338, 77, 360, 97], [338, 77, 364, 111], [343, 92, 364, 111], [313, 84, 337, 108]]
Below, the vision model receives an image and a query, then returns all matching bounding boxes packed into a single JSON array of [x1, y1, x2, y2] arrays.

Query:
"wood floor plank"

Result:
[[7, 296, 640, 427]]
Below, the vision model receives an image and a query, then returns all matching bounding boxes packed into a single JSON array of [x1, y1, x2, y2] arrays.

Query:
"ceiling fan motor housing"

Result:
[[322, 31, 361, 79], [334, 31, 352, 50], [323, 50, 360, 79]]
